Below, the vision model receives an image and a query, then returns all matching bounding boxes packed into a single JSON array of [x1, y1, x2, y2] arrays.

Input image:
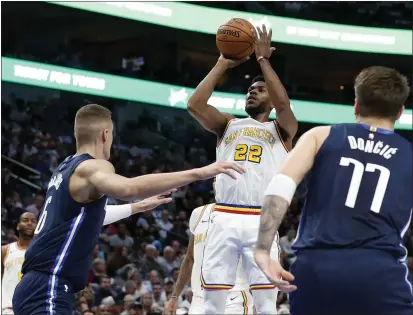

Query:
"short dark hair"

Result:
[[354, 66, 410, 119], [252, 75, 265, 84], [74, 104, 112, 145]]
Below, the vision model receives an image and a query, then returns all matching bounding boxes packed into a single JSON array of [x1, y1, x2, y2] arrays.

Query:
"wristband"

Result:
[[103, 204, 132, 225], [257, 56, 269, 63], [264, 174, 297, 205], [170, 295, 178, 299]]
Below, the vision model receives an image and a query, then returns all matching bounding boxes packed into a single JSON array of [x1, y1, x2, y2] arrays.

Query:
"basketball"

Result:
[[216, 18, 255, 59]]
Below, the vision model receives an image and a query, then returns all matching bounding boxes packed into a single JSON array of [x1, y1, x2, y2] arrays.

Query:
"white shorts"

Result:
[[201, 208, 280, 291], [1, 308, 14, 315], [188, 290, 254, 314]]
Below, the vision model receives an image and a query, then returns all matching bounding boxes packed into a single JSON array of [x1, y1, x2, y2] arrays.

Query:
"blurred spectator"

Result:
[[109, 224, 134, 248], [156, 210, 173, 240], [158, 246, 180, 278], [280, 228, 297, 268]]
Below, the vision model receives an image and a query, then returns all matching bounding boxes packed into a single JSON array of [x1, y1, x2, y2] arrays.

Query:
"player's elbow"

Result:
[[187, 100, 199, 115]]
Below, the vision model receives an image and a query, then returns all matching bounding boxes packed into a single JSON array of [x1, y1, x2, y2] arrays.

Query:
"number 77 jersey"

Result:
[[292, 123, 412, 259], [215, 117, 289, 207]]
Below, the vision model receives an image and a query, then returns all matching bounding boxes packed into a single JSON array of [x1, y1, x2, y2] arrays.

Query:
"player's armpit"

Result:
[[278, 126, 330, 184]]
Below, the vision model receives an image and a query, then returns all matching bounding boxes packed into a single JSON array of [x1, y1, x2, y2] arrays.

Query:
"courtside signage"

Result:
[[49, 2, 412, 55], [2, 57, 411, 129]]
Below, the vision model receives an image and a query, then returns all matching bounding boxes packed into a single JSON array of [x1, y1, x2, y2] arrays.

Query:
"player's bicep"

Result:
[[82, 160, 131, 200], [278, 127, 324, 184]]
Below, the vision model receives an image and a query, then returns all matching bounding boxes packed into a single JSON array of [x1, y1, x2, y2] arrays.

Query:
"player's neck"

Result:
[[357, 117, 395, 131], [17, 238, 31, 249], [76, 145, 104, 160]]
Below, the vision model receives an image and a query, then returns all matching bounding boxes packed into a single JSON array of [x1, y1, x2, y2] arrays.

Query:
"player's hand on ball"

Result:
[[251, 24, 275, 59], [163, 298, 178, 315], [218, 54, 250, 69], [198, 161, 246, 180], [254, 250, 297, 293]]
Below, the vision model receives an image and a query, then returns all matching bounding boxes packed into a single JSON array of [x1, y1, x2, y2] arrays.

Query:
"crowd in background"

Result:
[[2, 2, 413, 315]]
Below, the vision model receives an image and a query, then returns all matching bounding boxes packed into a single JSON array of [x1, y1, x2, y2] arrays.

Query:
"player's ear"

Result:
[[354, 99, 360, 115], [102, 128, 109, 143], [395, 105, 404, 120]]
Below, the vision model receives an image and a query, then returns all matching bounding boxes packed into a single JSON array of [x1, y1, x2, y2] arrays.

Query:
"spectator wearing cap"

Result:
[[158, 246, 180, 277], [137, 210, 156, 231], [128, 301, 143, 315], [161, 278, 183, 307]]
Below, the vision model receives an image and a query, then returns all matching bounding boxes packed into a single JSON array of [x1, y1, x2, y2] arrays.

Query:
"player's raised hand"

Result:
[[218, 54, 250, 69], [163, 297, 178, 315], [197, 161, 246, 180], [254, 250, 297, 293], [251, 24, 275, 59], [132, 190, 176, 213]]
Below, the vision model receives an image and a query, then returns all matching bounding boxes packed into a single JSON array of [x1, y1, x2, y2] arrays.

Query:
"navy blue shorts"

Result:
[[289, 249, 413, 315], [13, 271, 75, 315]]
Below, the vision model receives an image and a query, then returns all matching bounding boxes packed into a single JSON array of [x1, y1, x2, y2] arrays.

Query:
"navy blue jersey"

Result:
[[22, 154, 107, 292], [293, 123, 412, 259]]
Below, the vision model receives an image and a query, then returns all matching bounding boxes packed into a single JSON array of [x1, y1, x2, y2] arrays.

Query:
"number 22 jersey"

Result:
[[215, 117, 289, 207], [293, 123, 412, 259]]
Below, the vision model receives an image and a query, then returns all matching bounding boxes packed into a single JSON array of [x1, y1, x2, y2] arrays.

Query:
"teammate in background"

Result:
[[1, 196, 172, 315], [2, 212, 37, 315], [188, 25, 297, 314], [254, 66, 412, 315], [12, 104, 245, 315], [163, 203, 254, 315]]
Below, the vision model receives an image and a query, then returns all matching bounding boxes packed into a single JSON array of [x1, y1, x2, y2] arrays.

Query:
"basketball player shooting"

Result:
[[12, 104, 245, 315], [254, 66, 412, 315], [2, 212, 37, 315], [188, 25, 297, 314]]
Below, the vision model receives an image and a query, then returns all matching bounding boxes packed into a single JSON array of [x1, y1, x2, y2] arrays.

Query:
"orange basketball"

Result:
[[216, 18, 255, 60]]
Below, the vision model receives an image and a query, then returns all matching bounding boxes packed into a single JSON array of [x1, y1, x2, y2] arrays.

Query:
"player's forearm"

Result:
[[124, 170, 201, 200], [255, 195, 289, 254], [259, 59, 290, 109], [187, 61, 228, 111], [172, 253, 194, 297]]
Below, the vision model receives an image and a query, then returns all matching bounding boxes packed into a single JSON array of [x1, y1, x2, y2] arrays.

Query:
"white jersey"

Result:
[[2, 242, 26, 312], [216, 117, 289, 206], [189, 204, 249, 298]]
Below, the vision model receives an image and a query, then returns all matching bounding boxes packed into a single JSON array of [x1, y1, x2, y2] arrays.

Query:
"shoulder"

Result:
[[1, 244, 10, 262], [76, 159, 115, 177]]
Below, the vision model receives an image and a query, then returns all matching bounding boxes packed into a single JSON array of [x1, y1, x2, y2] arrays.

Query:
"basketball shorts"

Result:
[[201, 207, 280, 291], [1, 308, 14, 315], [188, 290, 254, 314], [289, 248, 413, 315], [12, 271, 75, 315]]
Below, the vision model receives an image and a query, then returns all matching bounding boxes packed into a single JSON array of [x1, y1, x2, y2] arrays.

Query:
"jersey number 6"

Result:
[[34, 196, 52, 234], [234, 144, 263, 163]]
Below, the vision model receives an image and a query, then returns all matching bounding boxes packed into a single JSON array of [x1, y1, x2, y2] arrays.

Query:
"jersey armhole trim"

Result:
[[192, 204, 209, 232], [3, 244, 10, 263], [217, 118, 235, 148], [273, 120, 290, 153]]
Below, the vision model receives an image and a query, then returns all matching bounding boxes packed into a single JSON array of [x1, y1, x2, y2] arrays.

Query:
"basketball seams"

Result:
[[223, 44, 253, 58], [219, 24, 255, 42]]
